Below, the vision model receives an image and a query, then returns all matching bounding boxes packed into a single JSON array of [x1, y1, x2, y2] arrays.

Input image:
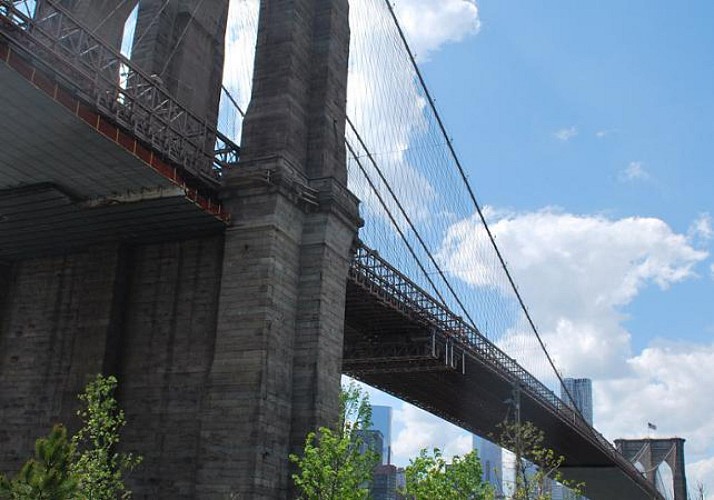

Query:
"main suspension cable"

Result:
[[382, 0, 584, 420]]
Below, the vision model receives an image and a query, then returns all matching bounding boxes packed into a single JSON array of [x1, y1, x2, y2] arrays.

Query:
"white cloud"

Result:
[[597, 343, 714, 449], [554, 126, 578, 141], [392, 404, 472, 461], [689, 213, 713, 244], [438, 207, 714, 493], [439, 208, 708, 378], [620, 161, 650, 182], [394, 0, 481, 61], [688, 457, 714, 500], [595, 128, 620, 138], [346, 0, 438, 227], [596, 342, 714, 500]]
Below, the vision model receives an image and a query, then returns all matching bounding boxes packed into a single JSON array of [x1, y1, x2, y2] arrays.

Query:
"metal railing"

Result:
[[0, 0, 239, 183], [350, 242, 661, 498]]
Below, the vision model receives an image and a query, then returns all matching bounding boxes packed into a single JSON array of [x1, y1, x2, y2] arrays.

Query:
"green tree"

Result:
[[403, 447, 495, 500], [495, 420, 584, 500], [0, 374, 141, 500], [0, 425, 78, 500], [290, 382, 380, 500], [71, 374, 142, 499]]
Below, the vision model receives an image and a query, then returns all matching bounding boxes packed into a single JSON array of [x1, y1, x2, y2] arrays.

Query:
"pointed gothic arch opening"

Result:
[[655, 461, 675, 500]]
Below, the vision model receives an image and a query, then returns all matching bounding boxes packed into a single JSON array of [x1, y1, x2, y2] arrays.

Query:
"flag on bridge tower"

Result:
[[647, 422, 657, 431]]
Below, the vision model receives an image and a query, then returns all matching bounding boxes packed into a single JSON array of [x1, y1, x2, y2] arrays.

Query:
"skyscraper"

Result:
[[559, 378, 593, 500], [561, 378, 593, 425], [371, 406, 393, 464], [355, 429, 385, 464], [473, 435, 503, 494]]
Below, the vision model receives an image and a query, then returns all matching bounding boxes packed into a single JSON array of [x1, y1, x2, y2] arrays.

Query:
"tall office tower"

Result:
[[561, 378, 593, 425], [355, 429, 385, 464], [371, 406, 393, 464], [473, 435, 503, 494], [559, 378, 594, 500]]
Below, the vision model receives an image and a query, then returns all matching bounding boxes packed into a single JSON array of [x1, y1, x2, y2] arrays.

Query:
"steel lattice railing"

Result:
[[349, 242, 658, 494], [0, 0, 239, 183]]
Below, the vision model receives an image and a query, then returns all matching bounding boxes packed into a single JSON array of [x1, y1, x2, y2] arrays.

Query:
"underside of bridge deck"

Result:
[[0, 49, 227, 262], [343, 275, 661, 500]]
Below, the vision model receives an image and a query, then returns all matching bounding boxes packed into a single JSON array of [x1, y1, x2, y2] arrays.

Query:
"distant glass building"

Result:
[[561, 378, 593, 425], [355, 429, 384, 464], [395, 467, 406, 497], [473, 435, 503, 495], [371, 464, 398, 500], [371, 406, 393, 464], [560, 378, 593, 499]]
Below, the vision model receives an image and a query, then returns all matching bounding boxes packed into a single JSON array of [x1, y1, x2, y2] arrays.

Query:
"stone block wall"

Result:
[[0, 237, 224, 499], [0, 246, 127, 472]]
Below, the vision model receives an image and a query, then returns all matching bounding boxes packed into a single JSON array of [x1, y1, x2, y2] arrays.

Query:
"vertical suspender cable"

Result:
[[382, 0, 584, 421], [346, 116, 480, 333]]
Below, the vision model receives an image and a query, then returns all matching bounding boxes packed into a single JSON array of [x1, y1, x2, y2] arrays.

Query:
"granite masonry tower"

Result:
[[615, 438, 687, 500], [0, 0, 359, 498]]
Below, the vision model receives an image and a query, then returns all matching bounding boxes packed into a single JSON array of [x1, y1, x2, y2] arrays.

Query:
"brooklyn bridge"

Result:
[[0, 1, 683, 498]]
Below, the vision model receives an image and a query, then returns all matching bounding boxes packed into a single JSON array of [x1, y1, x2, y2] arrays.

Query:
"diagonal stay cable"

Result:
[[346, 138, 449, 308], [133, 0, 171, 48], [382, 0, 585, 422], [346, 116, 480, 334], [221, 84, 245, 117], [159, 0, 207, 77], [92, 0, 131, 35]]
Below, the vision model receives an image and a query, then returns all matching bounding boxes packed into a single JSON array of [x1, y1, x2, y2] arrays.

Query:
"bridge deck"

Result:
[[0, 37, 227, 260], [344, 244, 661, 500]]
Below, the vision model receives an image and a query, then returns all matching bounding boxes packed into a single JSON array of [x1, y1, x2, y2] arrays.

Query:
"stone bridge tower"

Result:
[[201, 0, 360, 496], [615, 438, 687, 500], [0, 0, 359, 498]]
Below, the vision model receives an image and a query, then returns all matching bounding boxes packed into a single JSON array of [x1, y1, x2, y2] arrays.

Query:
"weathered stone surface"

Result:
[[238, 0, 351, 183], [0, 246, 126, 473], [0, 238, 225, 499], [117, 237, 224, 499], [131, 0, 229, 125], [615, 438, 688, 500], [0, 1, 359, 498], [201, 0, 359, 496]]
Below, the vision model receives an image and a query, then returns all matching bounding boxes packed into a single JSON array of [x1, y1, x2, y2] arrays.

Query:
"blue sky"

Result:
[[424, 0, 714, 348], [346, 0, 714, 494], [216, 0, 714, 494]]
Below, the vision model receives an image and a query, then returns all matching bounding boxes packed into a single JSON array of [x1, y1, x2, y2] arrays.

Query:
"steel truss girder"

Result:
[[0, 0, 239, 183], [348, 242, 651, 488]]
